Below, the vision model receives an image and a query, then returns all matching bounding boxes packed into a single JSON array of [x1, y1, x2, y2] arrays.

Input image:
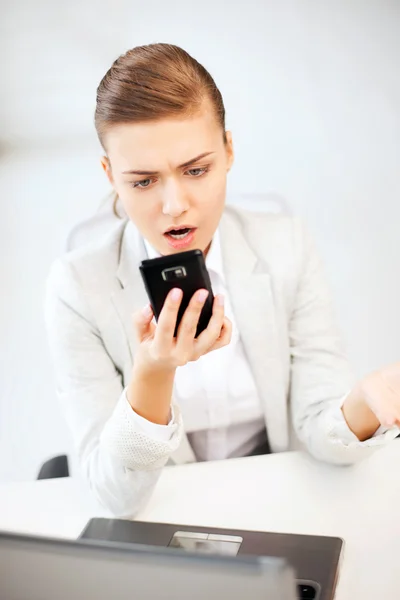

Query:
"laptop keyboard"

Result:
[[297, 583, 318, 599]]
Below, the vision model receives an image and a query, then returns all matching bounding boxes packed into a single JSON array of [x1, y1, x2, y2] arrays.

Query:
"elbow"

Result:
[[80, 447, 162, 519], [88, 479, 142, 519], [302, 430, 380, 467], [305, 442, 358, 467], [85, 470, 149, 519], [295, 418, 366, 467]]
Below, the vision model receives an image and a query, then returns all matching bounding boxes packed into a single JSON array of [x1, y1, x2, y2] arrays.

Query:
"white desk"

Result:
[[1, 444, 400, 600]]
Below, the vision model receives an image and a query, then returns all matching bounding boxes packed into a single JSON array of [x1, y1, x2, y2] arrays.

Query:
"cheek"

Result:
[[118, 191, 159, 228], [195, 169, 227, 202], [200, 173, 227, 212]]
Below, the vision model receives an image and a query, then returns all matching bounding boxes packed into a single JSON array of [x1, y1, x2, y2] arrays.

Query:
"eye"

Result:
[[132, 178, 153, 189], [186, 167, 208, 177]]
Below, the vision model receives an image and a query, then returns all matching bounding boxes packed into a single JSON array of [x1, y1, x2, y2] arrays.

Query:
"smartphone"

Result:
[[139, 249, 214, 337]]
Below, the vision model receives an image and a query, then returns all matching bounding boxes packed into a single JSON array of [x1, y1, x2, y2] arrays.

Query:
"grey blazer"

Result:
[[45, 205, 393, 517]]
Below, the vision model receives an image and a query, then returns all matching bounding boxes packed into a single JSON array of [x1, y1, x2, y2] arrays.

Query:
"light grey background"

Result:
[[1, 0, 399, 482]]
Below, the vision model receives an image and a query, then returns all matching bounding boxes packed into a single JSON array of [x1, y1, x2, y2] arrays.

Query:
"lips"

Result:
[[163, 225, 197, 250], [164, 224, 196, 234]]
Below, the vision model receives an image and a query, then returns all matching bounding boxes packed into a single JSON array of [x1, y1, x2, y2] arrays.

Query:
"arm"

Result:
[[342, 362, 400, 440], [341, 382, 380, 441], [44, 259, 182, 518], [289, 220, 399, 465], [45, 259, 230, 517]]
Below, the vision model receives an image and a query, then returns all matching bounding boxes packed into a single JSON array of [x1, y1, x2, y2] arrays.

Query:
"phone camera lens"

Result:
[[161, 266, 187, 282], [297, 584, 317, 599]]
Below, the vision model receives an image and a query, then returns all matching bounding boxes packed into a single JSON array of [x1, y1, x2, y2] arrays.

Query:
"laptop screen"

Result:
[[0, 531, 297, 600]]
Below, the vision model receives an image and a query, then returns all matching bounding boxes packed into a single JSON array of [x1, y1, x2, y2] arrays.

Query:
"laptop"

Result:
[[0, 529, 296, 600], [80, 519, 344, 600]]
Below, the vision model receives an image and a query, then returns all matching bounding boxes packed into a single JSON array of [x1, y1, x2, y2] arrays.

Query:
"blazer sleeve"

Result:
[[44, 257, 183, 517], [289, 219, 399, 465]]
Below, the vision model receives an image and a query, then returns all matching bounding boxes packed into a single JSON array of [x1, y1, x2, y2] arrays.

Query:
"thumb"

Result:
[[133, 304, 155, 342]]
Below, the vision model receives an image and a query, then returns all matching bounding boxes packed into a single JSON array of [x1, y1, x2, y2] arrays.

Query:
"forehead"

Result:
[[105, 107, 223, 171]]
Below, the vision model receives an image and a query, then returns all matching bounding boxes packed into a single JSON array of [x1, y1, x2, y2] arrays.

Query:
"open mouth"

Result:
[[165, 227, 193, 240], [163, 226, 197, 248]]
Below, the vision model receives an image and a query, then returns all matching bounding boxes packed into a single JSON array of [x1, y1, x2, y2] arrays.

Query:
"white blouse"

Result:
[[127, 230, 267, 461]]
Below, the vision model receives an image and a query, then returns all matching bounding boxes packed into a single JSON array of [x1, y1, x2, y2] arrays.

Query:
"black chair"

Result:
[[37, 455, 69, 480]]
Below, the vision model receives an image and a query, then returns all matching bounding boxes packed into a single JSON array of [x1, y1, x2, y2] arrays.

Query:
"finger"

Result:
[[370, 375, 400, 428], [203, 317, 232, 355], [175, 289, 209, 356], [379, 370, 400, 409], [193, 294, 225, 356], [380, 362, 400, 389], [133, 304, 156, 343], [154, 288, 183, 350], [376, 410, 400, 429], [378, 415, 400, 429]]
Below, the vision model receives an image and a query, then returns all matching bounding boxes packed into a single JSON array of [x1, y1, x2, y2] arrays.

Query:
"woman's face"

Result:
[[101, 101, 234, 256]]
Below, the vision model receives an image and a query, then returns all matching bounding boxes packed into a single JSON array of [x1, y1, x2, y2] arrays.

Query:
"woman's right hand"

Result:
[[127, 288, 232, 425], [133, 287, 232, 374]]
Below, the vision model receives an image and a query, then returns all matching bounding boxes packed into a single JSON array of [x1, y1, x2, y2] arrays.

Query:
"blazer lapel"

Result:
[[109, 210, 289, 464], [111, 221, 196, 465], [111, 221, 147, 364], [220, 209, 289, 451]]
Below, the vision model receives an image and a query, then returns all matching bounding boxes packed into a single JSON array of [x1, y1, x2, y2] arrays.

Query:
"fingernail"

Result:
[[197, 289, 209, 303], [142, 304, 153, 318], [217, 294, 225, 306], [170, 288, 182, 302]]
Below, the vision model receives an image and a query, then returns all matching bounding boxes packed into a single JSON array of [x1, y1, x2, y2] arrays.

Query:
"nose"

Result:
[[162, 182, 189, 218]]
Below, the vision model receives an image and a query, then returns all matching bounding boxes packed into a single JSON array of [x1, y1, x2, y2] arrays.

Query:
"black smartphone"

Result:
[[139, 249, 214, 337]]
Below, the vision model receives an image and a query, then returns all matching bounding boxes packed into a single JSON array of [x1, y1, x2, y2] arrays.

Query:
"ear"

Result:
[[100, 156, 115, 186], [225, 131, 234, 172]]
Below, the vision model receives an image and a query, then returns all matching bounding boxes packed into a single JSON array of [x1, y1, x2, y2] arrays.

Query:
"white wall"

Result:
[[1, 0, 399, 481]]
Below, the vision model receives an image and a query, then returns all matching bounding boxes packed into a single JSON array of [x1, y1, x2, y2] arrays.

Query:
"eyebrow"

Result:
[[121, 152, 216, 175]]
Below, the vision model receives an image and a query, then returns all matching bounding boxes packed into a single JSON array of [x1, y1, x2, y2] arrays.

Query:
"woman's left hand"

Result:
[[342, 361, 400, 440]]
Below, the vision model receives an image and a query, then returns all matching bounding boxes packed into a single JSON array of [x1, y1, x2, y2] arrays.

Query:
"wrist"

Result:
[[133, 352, 177, 379], [127, 357, 176, 426], [342, 383, 380, 441]]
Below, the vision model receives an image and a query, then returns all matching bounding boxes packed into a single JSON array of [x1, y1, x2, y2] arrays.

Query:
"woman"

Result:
[[45, 43, 399, 518]]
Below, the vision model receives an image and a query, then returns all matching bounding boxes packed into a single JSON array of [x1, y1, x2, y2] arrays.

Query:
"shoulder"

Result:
[[46, 218, 129, 300], [222, 205, 309, 268]]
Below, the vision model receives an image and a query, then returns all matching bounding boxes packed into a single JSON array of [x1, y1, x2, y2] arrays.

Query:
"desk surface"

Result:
[[1, 445, 400, 600]]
